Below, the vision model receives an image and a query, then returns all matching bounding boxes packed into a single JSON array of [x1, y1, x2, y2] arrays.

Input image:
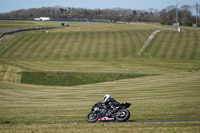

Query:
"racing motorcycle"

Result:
[[87, 102, 131, 123]]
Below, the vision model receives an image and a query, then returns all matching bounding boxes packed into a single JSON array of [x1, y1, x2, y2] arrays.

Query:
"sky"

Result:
[[0, 0, 199, 13]]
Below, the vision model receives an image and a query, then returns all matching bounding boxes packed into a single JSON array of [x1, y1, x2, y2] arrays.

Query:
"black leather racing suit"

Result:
[[104, 98, 120, 117]]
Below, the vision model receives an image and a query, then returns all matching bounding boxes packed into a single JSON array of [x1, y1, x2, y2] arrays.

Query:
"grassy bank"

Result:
[[0, 122, 200, 133], [20, 72, 153, 86], [0, 21, 200, 132], [1, 24, 200, 61], [144, 30, 200, 60], [0, 30, 151, 60], [0, 70, 200, 124]]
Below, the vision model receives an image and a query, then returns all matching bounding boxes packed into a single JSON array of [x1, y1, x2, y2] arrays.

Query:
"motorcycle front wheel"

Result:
[[87, 112, 99, 123], [116, 109, 130, 122]]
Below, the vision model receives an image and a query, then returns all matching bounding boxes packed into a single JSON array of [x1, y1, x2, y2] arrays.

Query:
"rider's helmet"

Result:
[[104, 94, 111, 102]]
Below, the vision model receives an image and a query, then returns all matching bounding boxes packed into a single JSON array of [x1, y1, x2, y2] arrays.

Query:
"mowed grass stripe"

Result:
[[113, 32, 119, 59], [160, 31, 175, 59], [88, 32, 98, 59], [151, 32, 171, 57], [30, 33, 51, 58], [0, 33, 25, 57], [98, 31, 104, 59], [23, 34, 46, 58], [120, 32, 128, 57], [18, 34, 42, 58], [154, 31, 172, 58], [155, 31, 172, 58], [46, 33, 63, 58], [165, 32, 178, 59], [180, 31, 191, 60], [68, 32, 81, 59], [98, 32, 106, 59], [8, 34, 33, 58], [134, 31, 144, 49], [108, 32, 115, 58], [190, 31, 199, 60], [16, 34, 40, 58], [14, 34, 36, 58], [79, 32, 91, 59], [98, 31, 106, 59], [74, 32, 87, 59], [63, 32, 76, 58], [171, 32, 184, 59], [55, 33, 73, 59], [126, 31, 137, 56], [116, 32, 123, 58], [197, 31, 200, 60], [146, 32, 163, 57], [2, 29, 199, 61], [84, 32, 94, 59], [94, 32, 101, 59], [134, 31, 142, 51], [38, 33, 59, 58], [1, 34, 26, 57], [176, 31, 187, 60], [52, 33, 68, 59], [103, 32, 110, 59]]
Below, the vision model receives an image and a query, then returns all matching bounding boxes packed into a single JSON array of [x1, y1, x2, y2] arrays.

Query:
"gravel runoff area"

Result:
[[140, 30, 161, 52]]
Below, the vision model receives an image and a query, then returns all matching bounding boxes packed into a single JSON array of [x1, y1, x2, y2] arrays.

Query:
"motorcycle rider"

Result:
[[103, 94, 120, 117]]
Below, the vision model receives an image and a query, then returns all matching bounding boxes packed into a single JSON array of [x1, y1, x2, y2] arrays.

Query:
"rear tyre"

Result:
[[87, 112, 99, 123], [116, 109, 130, 122]]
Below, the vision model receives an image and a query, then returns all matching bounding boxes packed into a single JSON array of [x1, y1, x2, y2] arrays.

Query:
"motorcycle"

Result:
[[87, 102, 131, 123]]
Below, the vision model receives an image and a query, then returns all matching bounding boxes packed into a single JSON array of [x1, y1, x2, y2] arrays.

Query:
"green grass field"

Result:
[[0, 30, 152, 60], [0, 20, 63, 29], [20, 72, 154, 86], [0, 21, 200, 132], [144, 30, 200, 60]]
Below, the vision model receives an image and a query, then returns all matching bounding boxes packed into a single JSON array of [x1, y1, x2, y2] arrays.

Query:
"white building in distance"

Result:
[[34, 17, 50, 21]]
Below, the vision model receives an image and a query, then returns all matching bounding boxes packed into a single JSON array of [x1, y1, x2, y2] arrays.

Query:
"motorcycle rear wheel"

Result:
[[87, 112, 99, 123], [116, 109, 130, 122]]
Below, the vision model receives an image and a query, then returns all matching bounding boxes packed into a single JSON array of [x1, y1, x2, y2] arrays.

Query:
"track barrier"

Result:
[[0, 27, 58, 40]]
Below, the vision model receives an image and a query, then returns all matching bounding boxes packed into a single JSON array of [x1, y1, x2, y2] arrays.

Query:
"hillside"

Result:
[[0, 21, 200, 132], [0, 22, 199, 61]]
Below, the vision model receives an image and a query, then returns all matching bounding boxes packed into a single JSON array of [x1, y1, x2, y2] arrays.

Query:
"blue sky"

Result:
[[0, 0, 198, 13]]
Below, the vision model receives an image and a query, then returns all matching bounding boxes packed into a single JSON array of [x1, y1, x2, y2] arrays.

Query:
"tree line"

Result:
[[160, 5, 200, 26], [0, 4, 199, 26]]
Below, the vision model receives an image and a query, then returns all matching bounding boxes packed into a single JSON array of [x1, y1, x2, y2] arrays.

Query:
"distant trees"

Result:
[[0, 6, 160, 22], [0, 7, 60, 20], [160, 5, 176, 25], [0, 4, 198, 26], [179, 5, 195, 26], [160, 4, 198, 26]]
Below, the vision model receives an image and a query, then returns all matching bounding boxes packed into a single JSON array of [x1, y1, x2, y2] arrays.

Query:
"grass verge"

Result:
[[0, 122, 200, 133], [20, 72, 154, 86]]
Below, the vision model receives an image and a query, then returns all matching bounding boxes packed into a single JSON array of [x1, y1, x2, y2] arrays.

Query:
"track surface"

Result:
[[48, 119, 200, 124], [1, 119, 200, 125]]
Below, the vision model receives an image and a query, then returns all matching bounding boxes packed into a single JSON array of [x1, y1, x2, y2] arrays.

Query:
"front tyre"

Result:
[[87, 112, 99, 123], [116, 109, 130, 122]]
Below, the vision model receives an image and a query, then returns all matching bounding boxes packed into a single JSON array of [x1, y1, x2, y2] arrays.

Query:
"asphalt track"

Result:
[[47, 119, 200, 124], [0, 29, 19, 32]]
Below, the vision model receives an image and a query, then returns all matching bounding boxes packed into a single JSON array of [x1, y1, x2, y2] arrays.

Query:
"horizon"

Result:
[[0, 0, 198, 13]]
